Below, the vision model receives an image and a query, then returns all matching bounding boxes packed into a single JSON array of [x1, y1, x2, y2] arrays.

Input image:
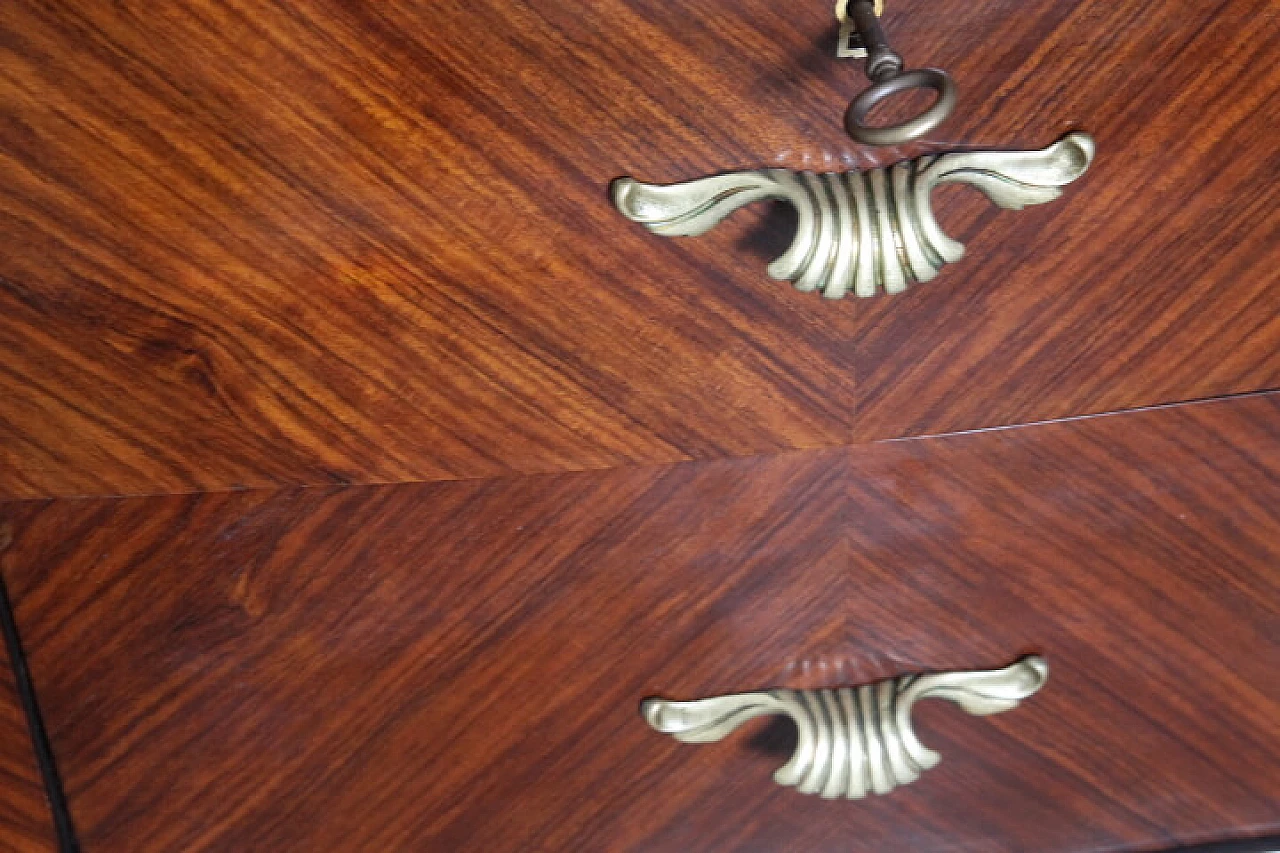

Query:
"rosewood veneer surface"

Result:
[[0, 528, 55, 853], [0, 652, 52, 852], [0, 0, 1277, 499], [0, 394, 1276, 851], [0, 1, 1277, 850]]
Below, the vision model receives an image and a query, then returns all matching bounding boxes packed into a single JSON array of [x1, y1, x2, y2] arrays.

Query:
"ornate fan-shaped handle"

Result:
[[612, 133, 1094, 299], [642, 656, 1048, 800]]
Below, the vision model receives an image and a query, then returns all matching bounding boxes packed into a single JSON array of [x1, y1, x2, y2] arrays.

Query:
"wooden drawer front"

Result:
[[1, 393, 1276, 851], [1, 0, 1277, 500], [0, 611, 55, 852]]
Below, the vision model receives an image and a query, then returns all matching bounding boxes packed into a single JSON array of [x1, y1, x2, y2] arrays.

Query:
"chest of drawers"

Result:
[[0, 1, 1277, 850]]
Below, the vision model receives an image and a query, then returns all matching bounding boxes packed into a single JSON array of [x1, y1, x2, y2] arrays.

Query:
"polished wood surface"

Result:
[[0, 525, 54, 853], [1, 0, 1277, 500], [1, 392, 1276, 851], [1, 1, 1277, 848], [0, 659, 51, 853], [0, 671, 52, 853]]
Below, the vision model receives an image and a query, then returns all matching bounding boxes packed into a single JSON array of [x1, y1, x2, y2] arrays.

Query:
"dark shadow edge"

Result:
[[1172, 838, 1280, 853]]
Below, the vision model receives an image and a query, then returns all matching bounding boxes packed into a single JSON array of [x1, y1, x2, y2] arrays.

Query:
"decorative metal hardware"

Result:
[[838, 0, 956, 145], [613, 132, 1095, 299], [642, 656, 1048, 800], [835, 0, 885, 58]]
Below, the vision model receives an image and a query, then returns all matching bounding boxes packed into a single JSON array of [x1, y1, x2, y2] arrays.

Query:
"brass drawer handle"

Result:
[[612, 133, 1094, 299], [642, 656, 1047, 800]]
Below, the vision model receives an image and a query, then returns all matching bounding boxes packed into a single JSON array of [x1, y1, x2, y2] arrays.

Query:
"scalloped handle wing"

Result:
[[610, 173, 784, 237], [925, 132, 1096, 210], [640, 692, 784, 743], [903, 655, 1050, 716]]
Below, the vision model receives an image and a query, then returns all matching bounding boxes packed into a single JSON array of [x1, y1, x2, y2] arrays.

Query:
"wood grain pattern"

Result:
[[1, 0, 1277, 499], [1, 392, 1276, 851], [0, 662, 52, 853], [0, 525, 54, 853]]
